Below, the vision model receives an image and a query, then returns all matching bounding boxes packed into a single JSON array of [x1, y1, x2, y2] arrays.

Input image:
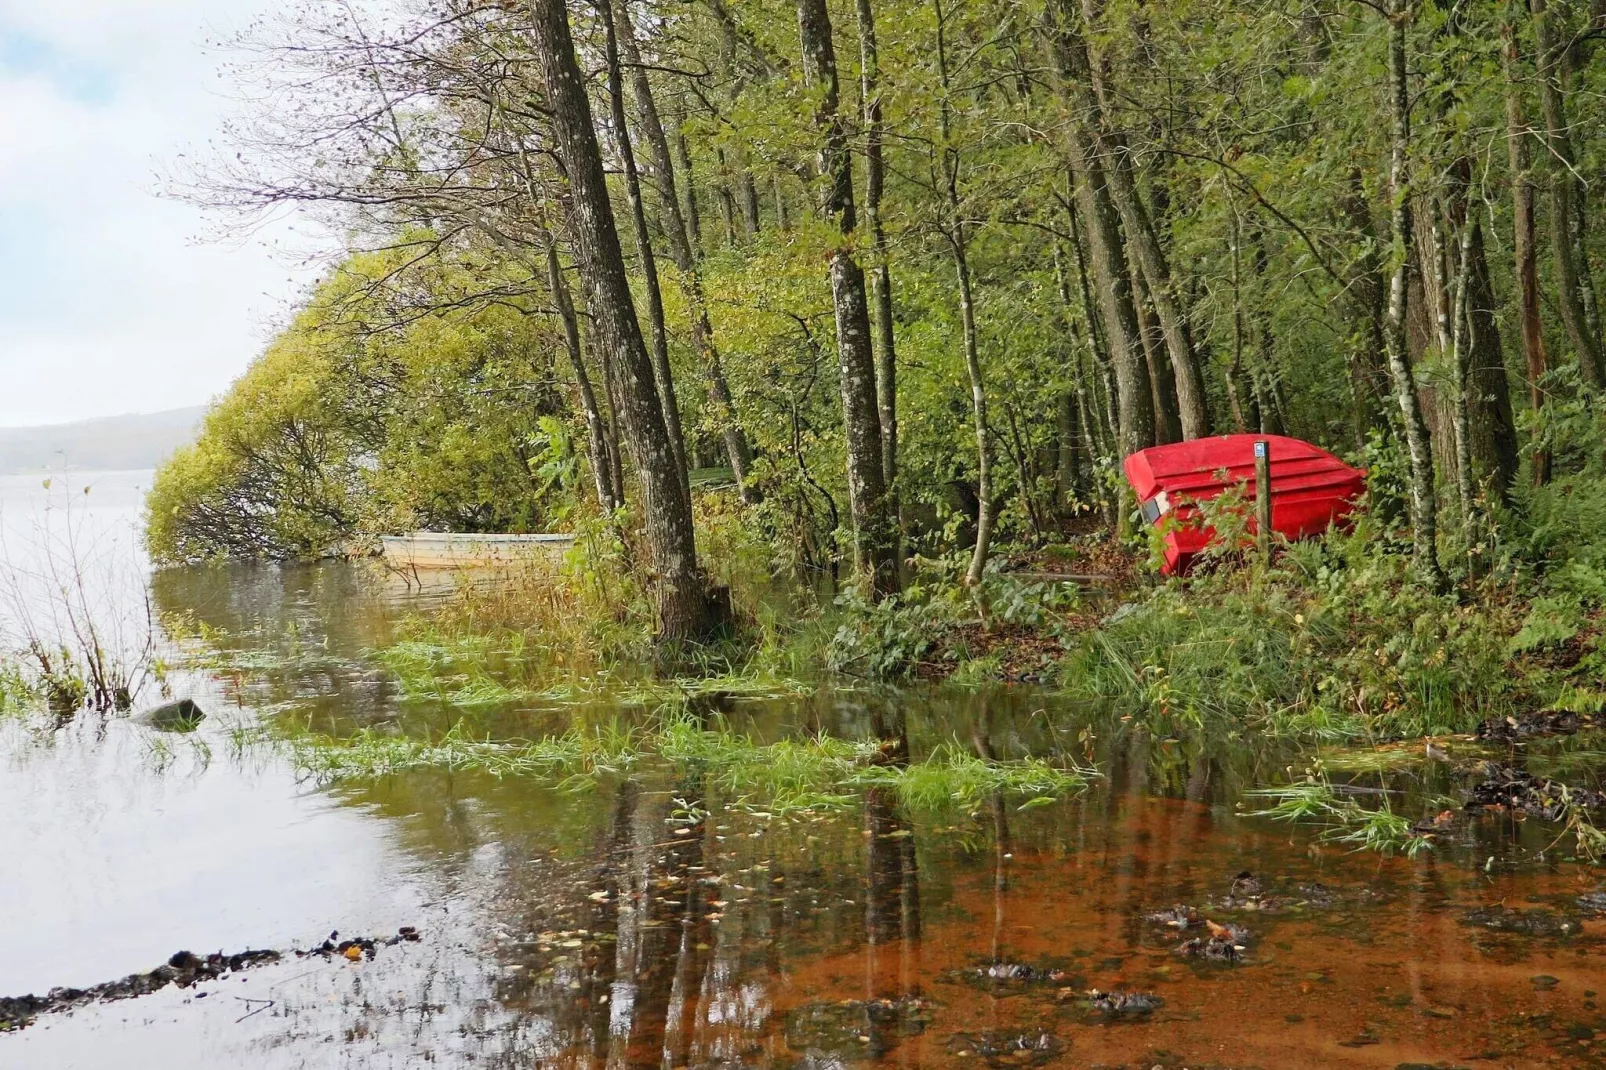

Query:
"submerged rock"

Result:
[[132, 698, 205, 732], [946, 1030, 1064, 1065], [0, 925, 420, 1032], [1461, 906, 1579, 937], [785, 996, 933, 1059], [1083, 989, 1163, 1019], [1175, 922, 1250, 963], [1144, 904, 1202, 930], [0, 946, 281, 1031], [949, 961, 1071, 989], [1577, 891, 1606, 915]]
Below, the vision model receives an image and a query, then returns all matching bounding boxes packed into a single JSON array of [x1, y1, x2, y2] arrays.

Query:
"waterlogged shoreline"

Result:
[[5, 548, 1606, 1067]]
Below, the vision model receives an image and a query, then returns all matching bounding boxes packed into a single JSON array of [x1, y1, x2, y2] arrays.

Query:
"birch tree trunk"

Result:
[[932, 0, 991, 587], [1044, 0, 1154, 462], [1382, 0, 1442, 585], [543, 228, 620, 513], [855, 0, 899, 506], [599, 4, 690, 508], [796, 0, 899, 595], [1079, 0, 1211, 439], [1532, 0, 1605, 387]]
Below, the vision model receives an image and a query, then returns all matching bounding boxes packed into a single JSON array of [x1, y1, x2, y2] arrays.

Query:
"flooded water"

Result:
[[3, 475, 1606, 1068]]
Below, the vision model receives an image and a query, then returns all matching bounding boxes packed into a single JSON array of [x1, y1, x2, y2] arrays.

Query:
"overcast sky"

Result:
[[0, 0, 317, 428]]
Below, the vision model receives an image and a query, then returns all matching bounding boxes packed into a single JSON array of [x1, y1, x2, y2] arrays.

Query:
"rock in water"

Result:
[[133, 699, 205, 732]]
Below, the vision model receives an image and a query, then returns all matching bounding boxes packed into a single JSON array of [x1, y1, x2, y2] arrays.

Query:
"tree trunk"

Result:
[[1044, 1, 1154, 461], [1504, 8, 1551, 484], [599, 3, 690, 508], [1382, 0, 1441, 585], [614, 0, 759, 502], [1449, 215, 1478, 526], [1132, 262, 1182, 444], [1339, 170, 1391, 447], [544, 229, 620, 513], [672, 120, 703, 256], [856, 0, 899, 510], [1532, 0, 1606, 387], [1062, 202, 1121, 464], [1466, 217, 1521, 503], [1079, 0, 1211, 439], [955, 230, 993, 587], [931, 0, 991, 587], [796, 0, 899, 595], [530, 0, 718, 640]]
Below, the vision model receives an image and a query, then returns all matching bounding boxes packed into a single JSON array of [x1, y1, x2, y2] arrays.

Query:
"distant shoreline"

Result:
[[0, 407, 205, 476]]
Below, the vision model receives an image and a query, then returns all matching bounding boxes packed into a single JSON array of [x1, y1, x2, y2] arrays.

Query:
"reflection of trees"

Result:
[[864, 699, 922, 1050], [150, 562, 409, 728]]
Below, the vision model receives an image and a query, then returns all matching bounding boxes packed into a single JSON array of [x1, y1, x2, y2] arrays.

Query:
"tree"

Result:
[[529, 0, 722, 640], [795, 0, 899, 595]]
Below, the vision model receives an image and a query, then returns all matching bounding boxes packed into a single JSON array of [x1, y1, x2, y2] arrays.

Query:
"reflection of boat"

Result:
[[1124, 434, 1366, 575], [378, 532, 574, 571]]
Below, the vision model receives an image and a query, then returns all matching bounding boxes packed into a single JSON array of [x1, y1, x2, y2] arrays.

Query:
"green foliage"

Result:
[[1250, 776, 1433, 858], [1065, 523, 1519, 739], [276, 710, 1092, 817], [147, 247, 579, 563]]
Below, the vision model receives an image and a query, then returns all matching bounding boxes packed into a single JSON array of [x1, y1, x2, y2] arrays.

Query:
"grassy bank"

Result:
[[348, 468, 1606, 746]]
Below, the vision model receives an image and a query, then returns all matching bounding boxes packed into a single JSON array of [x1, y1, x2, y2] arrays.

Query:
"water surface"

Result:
[[2, 475, 1605, 1068]]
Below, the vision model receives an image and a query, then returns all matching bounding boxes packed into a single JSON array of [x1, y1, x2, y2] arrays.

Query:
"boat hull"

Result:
[[1123, 434, 1365, 575]]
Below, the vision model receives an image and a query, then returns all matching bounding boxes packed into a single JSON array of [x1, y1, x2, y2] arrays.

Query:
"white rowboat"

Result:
[[378, 532, 574, 571]]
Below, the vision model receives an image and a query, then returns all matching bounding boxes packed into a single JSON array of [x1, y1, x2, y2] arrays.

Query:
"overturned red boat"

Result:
[[1123, 434, 1366, 575]]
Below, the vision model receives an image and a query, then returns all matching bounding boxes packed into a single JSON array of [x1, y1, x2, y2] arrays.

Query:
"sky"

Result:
[[0, 0, 318, 428]]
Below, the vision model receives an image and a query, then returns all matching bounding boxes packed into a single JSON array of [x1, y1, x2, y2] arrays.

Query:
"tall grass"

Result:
[[0, 477, 157, 714], [1060, 520, 1520, 740]]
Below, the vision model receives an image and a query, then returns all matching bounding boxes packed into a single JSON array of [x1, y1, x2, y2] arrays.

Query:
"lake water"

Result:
[[2, 473, 1606, 1068]]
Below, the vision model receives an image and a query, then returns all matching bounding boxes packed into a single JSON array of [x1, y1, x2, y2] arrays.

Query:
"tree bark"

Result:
[[1466, 217, 1521, 503], [672, 119, 703, 256], [932, 0, 991, 587], [1532, 0, 1605, 387], [599, 3, 691, 508], [1382, 0, 1441, 585], [1132, 261, 1182, 444], [614, 0, 758, 502], [530, 0, 718, 640], [543, 228, 620, 513], [1504, 8, 1551, 484], [1043, 0, 1153, 462], [1339, 172, 1390, 446], [1079, 0, 1211, 439], [856, 0, 899, 510], [796, 0, 899, 595]]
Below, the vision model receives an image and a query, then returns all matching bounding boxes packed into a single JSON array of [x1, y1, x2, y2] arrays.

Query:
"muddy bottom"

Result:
[[9, 772, 1606, 1069]]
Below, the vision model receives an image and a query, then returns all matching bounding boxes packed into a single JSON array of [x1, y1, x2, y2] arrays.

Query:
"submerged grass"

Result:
[[276, 711, 1093, 817], [1249, 778, 1435, 858]]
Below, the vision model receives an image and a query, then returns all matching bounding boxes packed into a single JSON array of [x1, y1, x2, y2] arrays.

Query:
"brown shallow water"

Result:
[[3, 560, 1606, 1068]]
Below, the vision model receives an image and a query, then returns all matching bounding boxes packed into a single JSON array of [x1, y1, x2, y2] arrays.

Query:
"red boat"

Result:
[[1123, 434, 1366, 575]]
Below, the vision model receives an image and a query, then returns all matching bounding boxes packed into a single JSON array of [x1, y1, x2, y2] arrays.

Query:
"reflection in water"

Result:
[[6, 560, 1606, 1067]]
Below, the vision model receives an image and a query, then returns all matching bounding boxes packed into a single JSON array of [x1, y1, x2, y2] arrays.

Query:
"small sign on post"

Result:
[[1253, 439, 1272, 562]]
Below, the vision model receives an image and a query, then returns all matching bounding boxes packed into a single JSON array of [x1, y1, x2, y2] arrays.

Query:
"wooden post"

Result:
[[1254, 439, 1272, 562]]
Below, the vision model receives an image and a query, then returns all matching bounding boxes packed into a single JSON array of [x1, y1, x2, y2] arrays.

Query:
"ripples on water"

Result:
[[3, 473, 1606, 1068]]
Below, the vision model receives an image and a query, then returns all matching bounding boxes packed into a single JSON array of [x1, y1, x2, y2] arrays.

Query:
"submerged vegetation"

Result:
[[276, 712, 1092, 816]]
